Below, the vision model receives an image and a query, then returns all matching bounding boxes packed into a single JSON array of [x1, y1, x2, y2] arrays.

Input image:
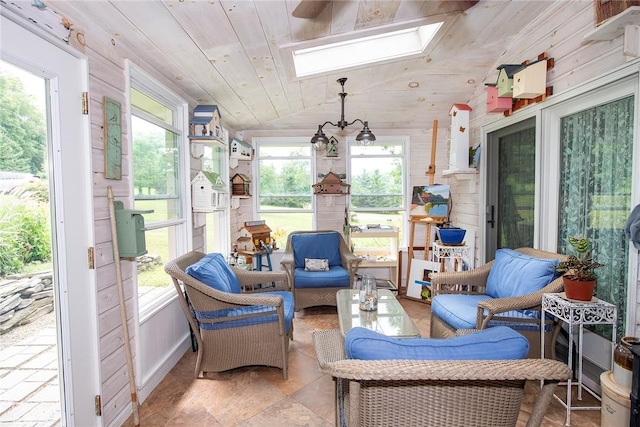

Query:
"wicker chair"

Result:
[[429, 247, 568, 359], [281, 230, 361, 310], [165, 251, 293, 379], [313, 329, 572, 427]]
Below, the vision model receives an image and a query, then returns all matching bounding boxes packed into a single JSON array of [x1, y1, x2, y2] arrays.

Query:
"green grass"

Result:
[[137, 264, 170, 288]]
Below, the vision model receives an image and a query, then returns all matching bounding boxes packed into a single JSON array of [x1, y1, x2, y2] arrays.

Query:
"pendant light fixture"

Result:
[[310, 77, 376, 151]]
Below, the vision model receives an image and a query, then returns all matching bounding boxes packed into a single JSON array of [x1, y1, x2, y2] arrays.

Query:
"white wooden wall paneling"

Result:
[[167, 1, 279, 123], [110, 2, 250, 123], [101, 364, 130, 416], [100, 320, 136, 361], [98, 289, 135, 337], [97, 280, 134, 316], [253, 1, 305, 114], [100, 349, 137, 426], [61, 0, 241, 125], [219, 0, 293, 119]]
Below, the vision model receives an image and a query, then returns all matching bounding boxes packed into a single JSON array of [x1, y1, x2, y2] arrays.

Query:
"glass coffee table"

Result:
[[336, 289, 420, 337]]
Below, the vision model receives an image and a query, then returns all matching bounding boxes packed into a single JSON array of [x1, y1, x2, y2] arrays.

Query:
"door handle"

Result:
[[487, 205, 495, 228]]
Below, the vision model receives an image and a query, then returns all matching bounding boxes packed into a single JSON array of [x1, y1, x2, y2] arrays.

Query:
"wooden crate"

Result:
[[596, 0, 640, 26]]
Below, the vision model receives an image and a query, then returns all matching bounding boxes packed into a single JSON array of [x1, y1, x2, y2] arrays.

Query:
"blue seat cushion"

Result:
[[185, 253, 241, 294], [431, 294, 552, 332], [486, 248, 560, 299], [291, 232, 342, 268], [194, 291, 294, 334], [345, 326, 529, 360], [294, 266, 350, 288], [431, 294, 491, 330]]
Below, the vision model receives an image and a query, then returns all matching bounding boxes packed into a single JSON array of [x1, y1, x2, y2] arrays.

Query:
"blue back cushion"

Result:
[[345, 326, 529, 360], [291, 232, 342, 268], [485, 249, 559, 298], [185, 253, 241, 294]]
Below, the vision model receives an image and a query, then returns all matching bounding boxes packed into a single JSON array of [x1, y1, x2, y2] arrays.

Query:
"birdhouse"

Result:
[[486, 86, 512, 113], [191, 171, 228, 211], [236, 233, 254, 252], [312, 171, 350, 195], [496, 64, 525, 97], [326, 136, 339, 157], [189, 105, 221, 138], [230, 138, 253, 159], [512, 60, 547, 99], [241, 220, 273, 249], [231, 173, 251, 196], [448, 103, 472, 171]]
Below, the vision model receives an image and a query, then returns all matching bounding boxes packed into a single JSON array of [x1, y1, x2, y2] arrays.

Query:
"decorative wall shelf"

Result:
[[584, 6, 640, 41], [583, 6, 640, 59], [231, 195, 250, 210], [442, 168, 477, 179], [189, 136, 226, 158]]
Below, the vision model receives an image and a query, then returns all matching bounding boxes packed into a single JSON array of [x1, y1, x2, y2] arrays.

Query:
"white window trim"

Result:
[[252, 136, 317, 224], [126, 61, 192, 320], [346, 135, 409, 246]]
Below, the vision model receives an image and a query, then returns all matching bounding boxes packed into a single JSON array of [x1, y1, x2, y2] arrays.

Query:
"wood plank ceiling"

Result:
[[47, 0, 553, 134]]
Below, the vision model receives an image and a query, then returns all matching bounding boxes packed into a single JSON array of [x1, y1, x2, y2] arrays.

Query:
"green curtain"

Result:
[[558, 96, 634, 340]]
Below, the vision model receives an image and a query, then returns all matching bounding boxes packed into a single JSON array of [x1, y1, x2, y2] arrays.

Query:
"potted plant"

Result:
[[556, 237, 604, 301]]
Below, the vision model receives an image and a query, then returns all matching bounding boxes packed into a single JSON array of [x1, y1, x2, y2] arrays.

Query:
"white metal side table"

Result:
[[432, 241, 470, 272], [541, 293, 617, 426]]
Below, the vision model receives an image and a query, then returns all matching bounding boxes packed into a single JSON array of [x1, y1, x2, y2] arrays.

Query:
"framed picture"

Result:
[[104, 96, 122, 180], [410, 184, 450, 217], [406, 259, 440, 301]]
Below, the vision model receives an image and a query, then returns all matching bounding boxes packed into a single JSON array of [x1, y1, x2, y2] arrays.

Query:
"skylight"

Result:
[[292, 22, 443, 78]]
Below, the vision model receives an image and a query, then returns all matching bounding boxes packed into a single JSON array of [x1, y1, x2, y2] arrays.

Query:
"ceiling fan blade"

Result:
[[292, 0, 331, 19]]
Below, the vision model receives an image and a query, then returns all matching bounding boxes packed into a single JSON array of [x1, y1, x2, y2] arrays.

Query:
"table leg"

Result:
[[578, 324, 584, 401], [567, 320, 573, 426]]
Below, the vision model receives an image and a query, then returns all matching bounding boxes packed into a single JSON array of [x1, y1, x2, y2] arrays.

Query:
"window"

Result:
[[130, 66, 189, 315], [291, 23, 443, 78], [254, 138, 313, 245], [348, 138, 407, 242], [557, 95, 633, 341]]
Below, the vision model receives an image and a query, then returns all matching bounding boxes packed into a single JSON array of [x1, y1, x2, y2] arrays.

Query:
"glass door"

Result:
[[485, 118, 536, 259], [1, 12, 98, 426]]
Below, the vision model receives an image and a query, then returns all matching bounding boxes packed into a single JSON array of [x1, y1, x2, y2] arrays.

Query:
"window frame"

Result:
[[128, 62, 191, 320], [252, 136, 316, 226], [346, 136, 409, 245]]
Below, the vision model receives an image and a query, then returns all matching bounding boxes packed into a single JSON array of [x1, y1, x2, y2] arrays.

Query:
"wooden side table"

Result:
[[541, 293, 617, 426]]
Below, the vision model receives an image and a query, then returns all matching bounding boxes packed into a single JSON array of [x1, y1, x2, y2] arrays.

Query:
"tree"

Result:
[[132, 129, 170, 195], [0, 71, 46, 175]]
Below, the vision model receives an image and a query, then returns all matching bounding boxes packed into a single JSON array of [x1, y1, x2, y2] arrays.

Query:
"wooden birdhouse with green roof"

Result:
[[496, 64, 525, 98]]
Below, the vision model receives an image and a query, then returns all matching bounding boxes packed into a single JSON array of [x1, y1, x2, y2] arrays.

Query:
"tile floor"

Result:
[[123, 299, 603, 427]]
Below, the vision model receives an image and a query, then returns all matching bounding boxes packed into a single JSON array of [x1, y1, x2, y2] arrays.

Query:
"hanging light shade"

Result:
[[356, 121, 376, 146], [310, 125, 329, 151], [310, 77, 375, 151]]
